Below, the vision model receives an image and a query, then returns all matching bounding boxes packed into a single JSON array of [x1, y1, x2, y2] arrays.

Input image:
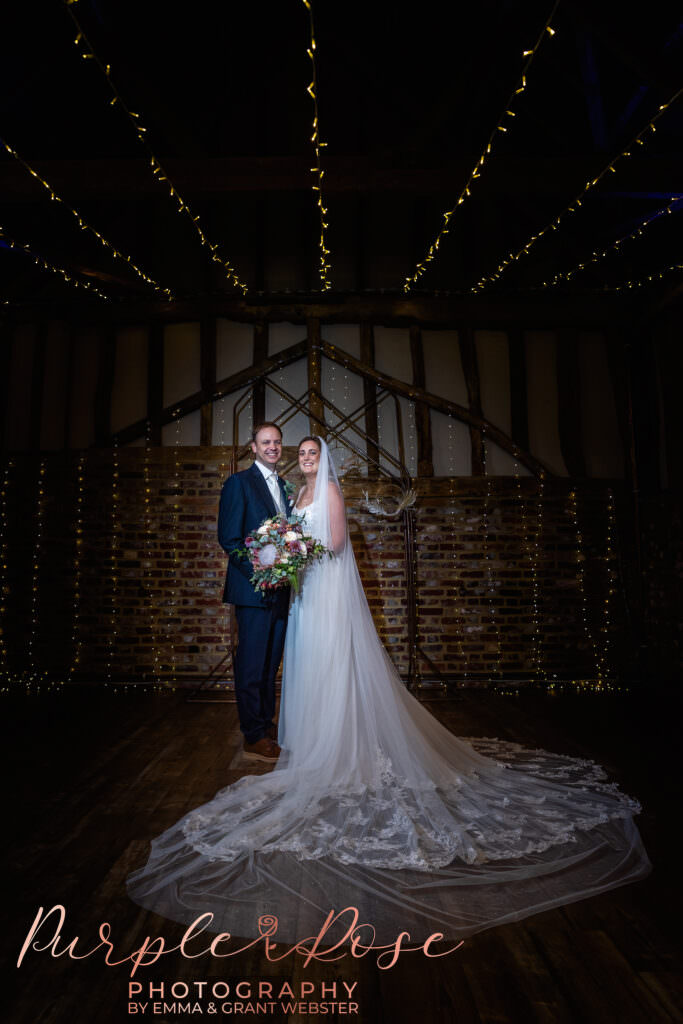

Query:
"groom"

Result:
[[218, 422, 291, 762]]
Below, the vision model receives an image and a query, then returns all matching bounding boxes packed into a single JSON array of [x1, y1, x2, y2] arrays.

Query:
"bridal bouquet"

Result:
[[237, 514, 329, 594]]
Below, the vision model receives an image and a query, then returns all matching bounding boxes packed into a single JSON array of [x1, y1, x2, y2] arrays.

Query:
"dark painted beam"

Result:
[[94, 328, 116, 446], [200, 316, 217, 446], [409, 324, 433, 477], [359, 323, 379, 477], [458, 327, 485, 476], [3, 156, 682, 198], [321, 340, 547, 478], [147, 324, 164, 446], [252, 322, 268, 428], [556, 329, 587, 477], [508, 329, 530, 455], [110, 338, 307, 446]]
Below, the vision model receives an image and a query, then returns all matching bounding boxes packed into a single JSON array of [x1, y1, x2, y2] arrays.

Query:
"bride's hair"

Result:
[[297, 435, 321, 451]]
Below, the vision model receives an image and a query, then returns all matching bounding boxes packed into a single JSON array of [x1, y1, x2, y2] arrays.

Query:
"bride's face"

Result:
[[298, 441, 320, 476]]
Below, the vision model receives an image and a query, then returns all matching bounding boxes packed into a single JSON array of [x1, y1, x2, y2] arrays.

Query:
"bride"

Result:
[[127, 436, 651, 945]]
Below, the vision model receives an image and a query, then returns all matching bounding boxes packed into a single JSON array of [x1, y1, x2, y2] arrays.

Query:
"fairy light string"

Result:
[[0, 137, 174, 300], [482, 442, 503, 680], [69, 454, 85, 678], [472, 85, 683, 292], [596, 490, 617, 689], [512, 455, 539, 682], [301, 0, 332, 290], [27, 460, 47, 681], [62, 0, 248, 294], [0, 227, 110, 301], [143, 419, 160, 682], [544, 197, 682, 288], [446, 418, 470, 685], [169, 410, 182, 689], [403, 1, 560, 292], [106, 439, 120, 685], [611, 259, 683, 292], [531, 475, 546, 683]]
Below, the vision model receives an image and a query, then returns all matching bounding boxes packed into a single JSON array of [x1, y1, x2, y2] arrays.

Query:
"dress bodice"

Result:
[[293, 500, 321, 541]]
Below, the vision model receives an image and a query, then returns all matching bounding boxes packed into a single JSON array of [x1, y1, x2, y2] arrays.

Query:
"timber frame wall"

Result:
[[0, 294, 680, 686]]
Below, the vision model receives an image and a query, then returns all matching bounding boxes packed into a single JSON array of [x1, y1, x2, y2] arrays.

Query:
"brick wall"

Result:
[[0, 448, 668, 688]]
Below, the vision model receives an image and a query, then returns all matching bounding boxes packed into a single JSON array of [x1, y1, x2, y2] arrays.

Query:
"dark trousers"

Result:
[[233, 604, 287, 744]]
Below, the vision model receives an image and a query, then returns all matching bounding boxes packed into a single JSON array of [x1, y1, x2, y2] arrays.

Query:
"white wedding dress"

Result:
[[127, 440, 651, 944]]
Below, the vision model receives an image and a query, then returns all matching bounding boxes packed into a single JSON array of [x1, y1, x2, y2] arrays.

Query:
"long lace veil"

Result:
[[127, 436, 651, 947]]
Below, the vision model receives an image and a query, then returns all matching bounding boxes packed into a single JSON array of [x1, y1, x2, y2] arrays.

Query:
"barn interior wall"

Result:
[[0, 449, 643, 687]]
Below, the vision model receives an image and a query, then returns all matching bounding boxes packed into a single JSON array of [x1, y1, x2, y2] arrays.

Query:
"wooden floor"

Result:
[[1, 683, 681, 1024]]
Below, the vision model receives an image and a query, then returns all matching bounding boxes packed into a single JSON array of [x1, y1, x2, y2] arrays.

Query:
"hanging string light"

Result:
[[542, 197, 682, 288], [168, 410, 182, 689], [403, 1, 560, 292], [69, 454, 85, 678], [471, 86, 683, 292], [611, 259, 683, 292], [511, 454, 538, 684], [530, 474, 546, 683], [406, 400, 417, 477], [301, 0, 332, 290], [482, 440, 503, 680], [0, 137, 175, 300], [596, 489, 618, 689], [62, 1, 248, 294], [568, 486, 600, 689], [106, 439, 120, 685], [27, 460, 47, 681], [446, 418, 470, 685], [0, 227, 110, 301], [143, 419, 160, 682]]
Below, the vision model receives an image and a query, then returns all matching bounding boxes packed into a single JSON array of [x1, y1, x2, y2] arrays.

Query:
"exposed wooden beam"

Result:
[[110, 339, 307, 446], [147, 324, 164, 446], [359, 323, 379, 477], [30, 323, 47, 451], [252, 322, 268, 428], [556, 329, 587, 477], [605, 330, 631, 481], [3, 155, 680, 198], [458, 327, 484, 476], [508, 329, 530, 454], [94, 328, 116, 446], [409, 324, 433, 477], [322, 340, 548, 478], [200, 316, 217, 446], [6, 291, 634, 331], [307, 319, 324, 436], [63, 329, 75, 450]]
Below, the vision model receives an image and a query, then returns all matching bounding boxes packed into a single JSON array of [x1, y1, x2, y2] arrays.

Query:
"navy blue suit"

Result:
[[217, 461, 291, 744]]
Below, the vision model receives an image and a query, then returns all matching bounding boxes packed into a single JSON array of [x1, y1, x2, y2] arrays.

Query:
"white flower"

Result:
[[283, 530, 298, 542], [279, 553, 290, 563], [258, 543, 277, 566], [257, 524, 269, 535], [298, 541, 307, 555]]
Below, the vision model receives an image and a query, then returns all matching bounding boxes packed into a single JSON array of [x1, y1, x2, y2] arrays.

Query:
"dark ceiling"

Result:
[[1, 0, 681, 310]]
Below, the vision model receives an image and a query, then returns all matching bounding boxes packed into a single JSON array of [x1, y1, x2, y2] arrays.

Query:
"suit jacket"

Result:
[[218, 461, 291, 609]]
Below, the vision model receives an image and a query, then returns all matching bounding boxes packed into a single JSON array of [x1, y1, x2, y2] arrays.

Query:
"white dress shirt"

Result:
[[255, 460, 284, 514]]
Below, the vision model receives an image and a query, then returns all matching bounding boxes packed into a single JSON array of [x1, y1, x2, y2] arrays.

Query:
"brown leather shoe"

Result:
[[243, 737, 280, 762]]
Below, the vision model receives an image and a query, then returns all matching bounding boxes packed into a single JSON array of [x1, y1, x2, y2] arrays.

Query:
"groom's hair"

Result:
[[252, 421, 283, 442]]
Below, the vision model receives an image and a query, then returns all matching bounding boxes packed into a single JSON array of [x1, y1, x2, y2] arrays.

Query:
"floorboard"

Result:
[[1, 685, 680, 1024]]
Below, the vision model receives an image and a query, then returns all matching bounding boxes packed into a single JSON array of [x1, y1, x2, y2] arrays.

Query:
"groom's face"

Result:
[[251, 427, 282, 469]]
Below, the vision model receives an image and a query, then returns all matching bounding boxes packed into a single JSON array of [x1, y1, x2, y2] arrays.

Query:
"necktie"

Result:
[[267, 472, 283, 514]]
